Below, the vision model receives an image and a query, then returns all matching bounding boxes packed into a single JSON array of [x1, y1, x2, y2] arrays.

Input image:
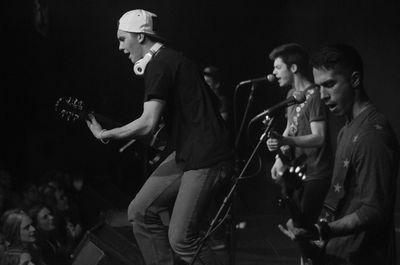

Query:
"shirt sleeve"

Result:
[[306, 89, 328, 123], [352, 126, 398, 228]]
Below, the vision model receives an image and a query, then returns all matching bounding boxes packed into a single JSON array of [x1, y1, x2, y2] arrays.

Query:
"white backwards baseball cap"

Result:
[[118, 9, 168, 42]]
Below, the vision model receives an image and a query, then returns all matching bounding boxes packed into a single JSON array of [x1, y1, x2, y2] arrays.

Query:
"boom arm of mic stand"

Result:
[[237, 116, 275, 180]]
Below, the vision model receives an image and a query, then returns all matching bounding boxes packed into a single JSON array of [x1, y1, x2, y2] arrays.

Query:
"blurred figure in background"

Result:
[[202, 66, 233, 251], [17, 183, 39, 215], [203, 66, 231, 123], [0, 168, 20, 216]]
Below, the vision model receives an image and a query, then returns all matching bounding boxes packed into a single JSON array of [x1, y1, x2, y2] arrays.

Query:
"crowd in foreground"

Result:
[[0, 168, 89, 265]]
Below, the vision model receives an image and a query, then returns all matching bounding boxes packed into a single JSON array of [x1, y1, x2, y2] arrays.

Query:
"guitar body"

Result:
[[277, 153, 324, 265], [55, 97, 170, 166], [267, 127, 325, 264]]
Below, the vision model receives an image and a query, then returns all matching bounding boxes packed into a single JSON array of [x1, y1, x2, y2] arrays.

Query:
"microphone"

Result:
[[239, 74, 275, 85], [251, 90, 306, 122]]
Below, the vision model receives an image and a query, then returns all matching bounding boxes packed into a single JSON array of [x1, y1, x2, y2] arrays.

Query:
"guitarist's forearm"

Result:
[[283, 134, 325, 148], [281, 120, 326, 148], [327, 212, 364, 238], [283, 122, 290, 137], [101, 119, 153, 141]]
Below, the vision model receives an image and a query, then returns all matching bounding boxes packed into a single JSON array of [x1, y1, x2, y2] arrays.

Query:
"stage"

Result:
[[80, 202, 400, 265]]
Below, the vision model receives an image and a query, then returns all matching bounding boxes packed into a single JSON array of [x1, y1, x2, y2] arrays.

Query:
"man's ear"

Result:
[[137, 33, 146, 44], [290, 64, 298, 74], [350, 71, 361, 88]]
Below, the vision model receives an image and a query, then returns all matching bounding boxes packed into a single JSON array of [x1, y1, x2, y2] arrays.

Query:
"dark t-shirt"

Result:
[[143, 47, 235, 170], [286, 87, 333, 180]]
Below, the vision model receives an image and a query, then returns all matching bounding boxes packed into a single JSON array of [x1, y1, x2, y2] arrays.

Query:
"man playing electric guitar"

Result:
[[266, 44, 333, 264], [85, 9, 235, 265], [266, 43, 333, 226], [279, 44, 399, 264]]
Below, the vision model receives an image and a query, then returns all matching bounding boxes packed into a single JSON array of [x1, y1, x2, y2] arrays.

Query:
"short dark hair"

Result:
[[309, 43, 364, 79], [269, 43, 309, 76]]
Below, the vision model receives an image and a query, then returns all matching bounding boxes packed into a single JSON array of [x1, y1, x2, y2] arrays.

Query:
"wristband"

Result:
[[100, 129, 109, 144]]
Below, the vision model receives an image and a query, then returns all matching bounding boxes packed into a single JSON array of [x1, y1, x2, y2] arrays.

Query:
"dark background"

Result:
[[1, 0, 400, 217]]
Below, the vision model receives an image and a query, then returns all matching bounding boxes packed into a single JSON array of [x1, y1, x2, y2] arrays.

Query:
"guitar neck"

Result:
[[90, 113, 123, 128], [287, 197, 306, 227]]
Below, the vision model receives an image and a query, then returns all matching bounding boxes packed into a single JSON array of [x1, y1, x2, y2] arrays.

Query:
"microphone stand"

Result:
[[189, 82, 265, 265], [228, 83, 257, 264], [188, 113, 276, 265]]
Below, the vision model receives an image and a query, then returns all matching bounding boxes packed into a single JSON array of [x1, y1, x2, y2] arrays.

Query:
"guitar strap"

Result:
[[283, 86, 319, 161], [320, 161, 350, 223], [319, 124, 359, 223]]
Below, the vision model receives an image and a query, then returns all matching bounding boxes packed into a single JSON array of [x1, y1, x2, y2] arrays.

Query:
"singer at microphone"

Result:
[[239, 74, 275, 85], [250, 90, 306, 122]]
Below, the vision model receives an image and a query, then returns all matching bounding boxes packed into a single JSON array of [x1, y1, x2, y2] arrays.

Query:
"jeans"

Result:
[[127, 152, 233, 265]]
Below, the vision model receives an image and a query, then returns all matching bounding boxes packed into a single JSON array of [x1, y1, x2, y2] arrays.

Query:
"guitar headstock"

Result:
[[55, 97, 88, 123]]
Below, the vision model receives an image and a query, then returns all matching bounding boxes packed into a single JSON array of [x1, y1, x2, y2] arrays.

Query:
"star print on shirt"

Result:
[[343, 158, 349, 168], [334, 183, 341, 192], [374, 124, 383, 130]]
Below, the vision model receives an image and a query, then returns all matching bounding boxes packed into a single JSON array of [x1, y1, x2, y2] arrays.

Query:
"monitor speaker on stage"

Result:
[[72, 222, 145, 265]]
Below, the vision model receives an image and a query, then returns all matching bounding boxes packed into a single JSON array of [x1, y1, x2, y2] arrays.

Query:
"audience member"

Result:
[[17, 183, 39, 215], [0, 169, 21, 216], [2, 212, 43, 264], [67, 173, 93, 234], [41, 182, 82, 252], [1, 246, 35, 265], [0, 209, 25, 258], [28, 205, 71, 265]]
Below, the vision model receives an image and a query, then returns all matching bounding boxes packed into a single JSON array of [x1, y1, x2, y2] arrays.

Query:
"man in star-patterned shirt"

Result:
[[279, 44, 399, 264]]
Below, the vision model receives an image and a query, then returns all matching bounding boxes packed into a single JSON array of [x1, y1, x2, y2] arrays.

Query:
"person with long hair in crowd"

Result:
[[2, 212, 43, 264], [28, 205, 71, 265], [41, 182, 82, 253]]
